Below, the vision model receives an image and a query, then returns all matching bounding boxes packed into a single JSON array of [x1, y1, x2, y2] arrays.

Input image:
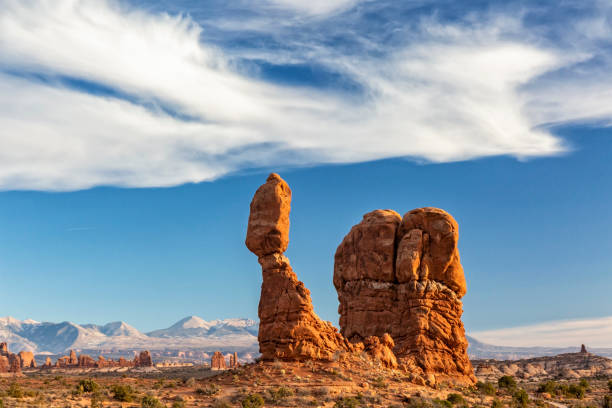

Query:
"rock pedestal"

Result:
[[211, 351, 226, 370]]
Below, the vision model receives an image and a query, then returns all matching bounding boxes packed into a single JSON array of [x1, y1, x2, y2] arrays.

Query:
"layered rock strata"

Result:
[[211, 351, 226, 370], [334, 208, 474, 384]]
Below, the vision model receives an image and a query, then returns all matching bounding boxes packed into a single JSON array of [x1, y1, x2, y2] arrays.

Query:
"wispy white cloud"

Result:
[[0, 0, 609, 191], [262, 0, 363, 16], [471, 316, 612, 348]]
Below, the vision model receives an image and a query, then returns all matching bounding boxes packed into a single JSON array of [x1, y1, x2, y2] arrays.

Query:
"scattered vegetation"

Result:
[[111, 384, 135, 402], [7, 383, 23, 399], [512, 388, 529, 408], [75, 378, 100, 394], [537, 380, 588, 399], [141, 395, 166, 408], [476, 381, 497, 396], [241, 393, 265, 408], [498, 375, 517, 390], [333, 396, 360, 408], [196, 383, 221, 396], [446, 393, 465, 405], [267, 386, 293, 403]]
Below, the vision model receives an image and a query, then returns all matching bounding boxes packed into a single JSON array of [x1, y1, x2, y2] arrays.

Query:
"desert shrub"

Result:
[[76, 379, 100, 394], [196, 383, 221, 396], [491, 399, 503, 408], [111, 384, 134, 402], [242, 393, 264, 408], [372, 376, 387, 389], [183, 377, 196, 387], [212, 400, 232, 408], [90, 391, 103, 408], [567, 383, 586, 399], [0, 399, 4, 408], [579, 379, 590, 389], [512, 388, 529, 408], [267, 386, 293, 403], [476, 381, 497, 396], [446, 393, 464, 405], [603, 395, 612, 408], [537, 381, 558, 394], [431, 398, 452, 408], [171, 400, 185, 408], [333, 396, 360, 408], [313, 387, 331, 398], [608, 380, 612, 392], [8, 383, 23, 398], [141, 395, 165, 408], [498, 376, 517, 390]]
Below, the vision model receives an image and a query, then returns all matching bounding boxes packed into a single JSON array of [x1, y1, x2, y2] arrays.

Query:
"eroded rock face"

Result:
[[335, 207, 474, 384], [246, 173, 354, 361], [135, 351, 153, 367], [211, 351, 226, 370], [18, 351, 36, 368]]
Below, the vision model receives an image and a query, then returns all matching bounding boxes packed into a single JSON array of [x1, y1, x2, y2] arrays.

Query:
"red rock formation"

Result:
[[0, 344, 22, 374], [69, 350, 78, 365], [364, 333, 397, 368], [246, 174, 355, 361], [135, 350, 153, 367], [18, 351, 36, 368], [334, 207, 475, 384], [229, 352, 240, 368], [0, 356, 9, 372], [8, 353, 21, 373], [78, 354, 96, 367], [43, 357, 53, 368], [211, 351, 226, 370], [581, 344, 588, 353]]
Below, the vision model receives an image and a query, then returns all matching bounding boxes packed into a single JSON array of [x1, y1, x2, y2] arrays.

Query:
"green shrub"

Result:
[[141, 395, 165, 408], [171, 400, 185, 408], [90, 391, 103, 408], [241, 393, 264, 408], [476, 381, 497, 396], [498, 376, 517, 390], [446, 393, 464, 405], [8, 383, 24, 399], [111, 384, 134, 402], [212, 400, 232, 408], [267, 386, 293, 403], [608, 379, 612, 393], [537, 381, 558, 394], [373, 376, 388, 389], [512, 388, 529, 408], [333, 396, 360, 408], [566, 383, 586, 399], [579, 379, 589, 390], [491, 399, 503, 408], [196, 383, 221, 396], [603, 395, 612, 408], [76, 379, 100, 394]]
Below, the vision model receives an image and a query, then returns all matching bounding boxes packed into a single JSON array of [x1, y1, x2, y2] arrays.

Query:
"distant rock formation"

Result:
[[135, 350, 153, 367], [581, 344, 588, 353], [211, 351, 227, 370], [334, 208, 474, 384], [474, 351, 612, 381], [43, 357, 53, 368], [229, 352, 239, 368], [18, 351, 36, 368], [0, 342, 21, 374], [246, 174, 355, 361], [69, 349, 78, 365]]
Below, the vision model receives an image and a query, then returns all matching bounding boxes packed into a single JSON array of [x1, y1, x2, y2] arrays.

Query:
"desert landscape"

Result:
[[2, 174, 612, 408]]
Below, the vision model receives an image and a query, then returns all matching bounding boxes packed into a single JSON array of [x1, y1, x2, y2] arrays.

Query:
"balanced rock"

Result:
[[335, 207, 474, 384], [246, 174, 354, 361]]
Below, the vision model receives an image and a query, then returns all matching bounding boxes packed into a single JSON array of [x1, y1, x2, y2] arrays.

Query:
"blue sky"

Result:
[[1, 0, 612, 346]]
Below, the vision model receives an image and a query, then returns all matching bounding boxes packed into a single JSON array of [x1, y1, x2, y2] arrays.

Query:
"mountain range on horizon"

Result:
[[1, 316, 609, 361]]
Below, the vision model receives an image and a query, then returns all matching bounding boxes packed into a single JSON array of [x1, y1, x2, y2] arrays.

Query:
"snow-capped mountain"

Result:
[[147, 316, 258, 338], [0, 316, 258, 355]]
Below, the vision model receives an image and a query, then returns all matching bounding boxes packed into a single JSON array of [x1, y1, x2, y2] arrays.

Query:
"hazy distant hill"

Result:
[[467, 335, 612, 359], [0, 316, 258, 354]]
